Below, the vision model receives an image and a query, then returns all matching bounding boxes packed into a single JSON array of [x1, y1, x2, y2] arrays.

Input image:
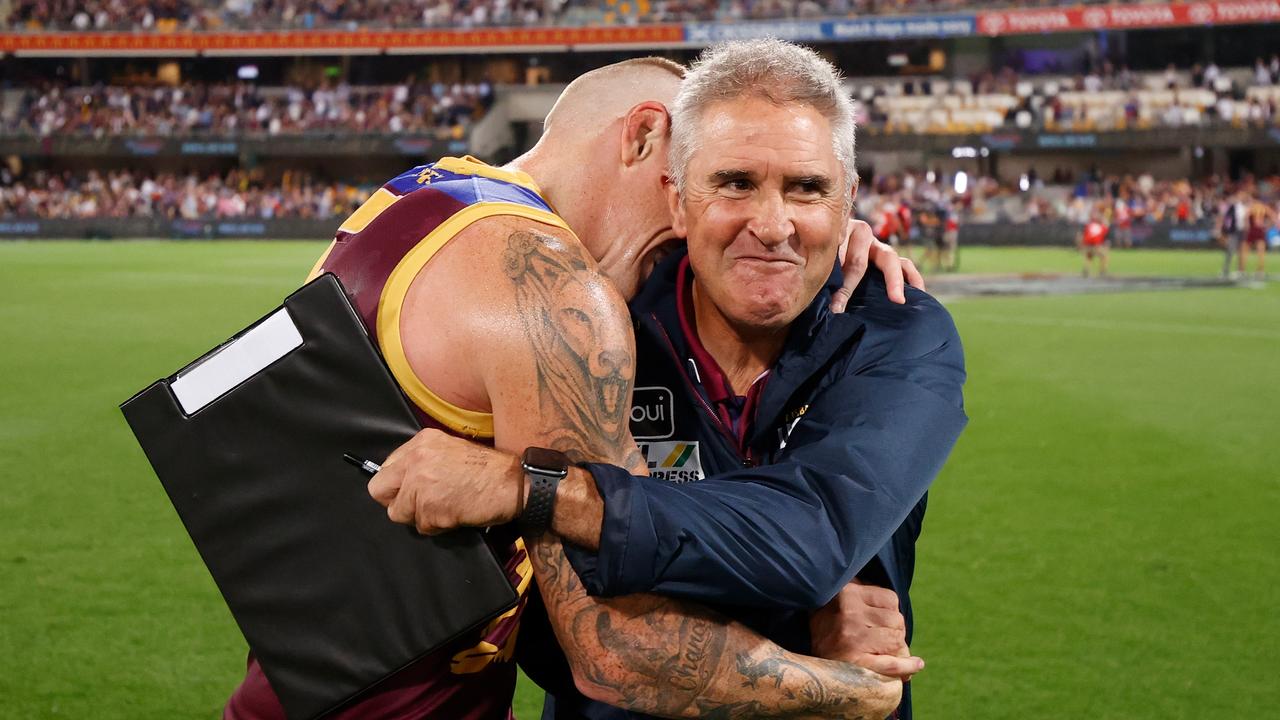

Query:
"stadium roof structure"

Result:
[[1, 0, 1278, 57]]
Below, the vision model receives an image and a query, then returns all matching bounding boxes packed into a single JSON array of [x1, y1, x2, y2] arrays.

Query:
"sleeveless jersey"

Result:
[[225, 157, 567, 720], [1246, 207, 1267, 243]]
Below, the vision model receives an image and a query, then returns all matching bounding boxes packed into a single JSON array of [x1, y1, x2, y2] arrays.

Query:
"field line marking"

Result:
[[959, 314, 1280, 341]]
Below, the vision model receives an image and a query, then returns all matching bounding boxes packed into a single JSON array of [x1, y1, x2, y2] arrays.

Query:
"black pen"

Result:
[[343, 453, 382, 476]]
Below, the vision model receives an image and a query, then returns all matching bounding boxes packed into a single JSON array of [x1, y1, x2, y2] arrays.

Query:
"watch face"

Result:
[[523, 447, 569, 475]]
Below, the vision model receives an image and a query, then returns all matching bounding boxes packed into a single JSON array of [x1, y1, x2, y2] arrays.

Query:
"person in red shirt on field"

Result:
[[875, 198, 902, 250], [1079, 205, 1110, 278]]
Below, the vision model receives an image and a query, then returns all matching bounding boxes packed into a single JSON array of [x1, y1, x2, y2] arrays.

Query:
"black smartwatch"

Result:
[[518, 447, 570, 537]]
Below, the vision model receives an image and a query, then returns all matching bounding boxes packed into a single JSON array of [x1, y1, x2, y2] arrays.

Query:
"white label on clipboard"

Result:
[[171, 309, 303, 415]]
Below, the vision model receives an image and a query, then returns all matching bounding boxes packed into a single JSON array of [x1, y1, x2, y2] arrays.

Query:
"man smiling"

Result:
[[669, 87, 852, 395]]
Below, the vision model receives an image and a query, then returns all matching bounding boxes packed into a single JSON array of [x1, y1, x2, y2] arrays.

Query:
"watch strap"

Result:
[[519, 470, 559, 537]]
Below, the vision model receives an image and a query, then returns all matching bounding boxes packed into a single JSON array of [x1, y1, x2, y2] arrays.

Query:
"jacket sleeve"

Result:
[[562, 291, 968, 610]]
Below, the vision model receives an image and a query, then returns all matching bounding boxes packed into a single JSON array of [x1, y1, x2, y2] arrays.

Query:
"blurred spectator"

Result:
[[1203, 62, 1221, 89], [1219, 191, 1247, 278], [919, 201, 959, 273], [1254, 58, 1273, 86], [1112, 190, 1133, 248]]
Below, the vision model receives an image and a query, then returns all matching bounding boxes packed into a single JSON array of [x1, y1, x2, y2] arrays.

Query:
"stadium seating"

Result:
[[858, 68, 1278, 134], [3, 83, 493, 137]]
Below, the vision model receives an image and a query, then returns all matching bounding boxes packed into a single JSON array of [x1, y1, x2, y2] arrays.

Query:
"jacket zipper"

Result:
[[646, 313, 753, 466]]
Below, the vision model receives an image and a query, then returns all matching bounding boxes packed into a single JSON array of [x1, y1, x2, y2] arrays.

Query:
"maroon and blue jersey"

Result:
[[226, 156, 573, 720]]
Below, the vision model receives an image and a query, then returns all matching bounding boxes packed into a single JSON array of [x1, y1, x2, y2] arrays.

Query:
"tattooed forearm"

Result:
[[529, 533, 900, 720], [504, 229, 899, 718], [663, 615, 725, 694], [693, 650, 888, 720]]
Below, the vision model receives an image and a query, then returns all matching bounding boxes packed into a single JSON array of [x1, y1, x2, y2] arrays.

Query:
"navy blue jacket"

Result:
[[524, 248, 967, 720]]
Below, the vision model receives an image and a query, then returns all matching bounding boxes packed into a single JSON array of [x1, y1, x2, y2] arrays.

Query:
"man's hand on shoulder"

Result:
[[810, 580, 924, 682], [833, 219, 924, 313]]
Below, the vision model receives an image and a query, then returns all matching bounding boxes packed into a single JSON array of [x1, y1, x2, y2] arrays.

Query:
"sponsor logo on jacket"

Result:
[[778, 404, 810, 450], [631, 386, 675, 439], [638, 440, 704, 483]]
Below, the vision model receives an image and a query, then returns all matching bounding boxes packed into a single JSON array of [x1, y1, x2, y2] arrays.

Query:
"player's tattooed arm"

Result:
[[500, 230, 901, 719], [503, 230, 646, 474], [529, 533, 901, 719]]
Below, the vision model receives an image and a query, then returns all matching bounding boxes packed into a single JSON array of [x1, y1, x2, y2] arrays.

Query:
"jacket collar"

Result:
[[631, 247, 871, 447]]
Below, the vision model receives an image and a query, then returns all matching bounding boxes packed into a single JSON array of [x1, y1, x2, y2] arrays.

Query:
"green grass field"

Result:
[[1, 242, 1276, 719]]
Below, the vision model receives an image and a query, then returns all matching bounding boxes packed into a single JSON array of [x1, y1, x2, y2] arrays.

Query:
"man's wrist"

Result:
[[511, 457, 606, 549], [514, 460, 590, 533], [482, 451, 527, 526], [518, 447, 570, 536], [549, 466, 605, 551]]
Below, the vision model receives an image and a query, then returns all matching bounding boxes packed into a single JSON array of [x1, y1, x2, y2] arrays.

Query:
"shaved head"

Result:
[[543, 57, 685, 137], [509, 56, 685, 301]]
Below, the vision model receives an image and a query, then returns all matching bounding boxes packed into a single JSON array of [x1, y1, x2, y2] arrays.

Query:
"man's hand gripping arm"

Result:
[[371, 222, 901, 719]]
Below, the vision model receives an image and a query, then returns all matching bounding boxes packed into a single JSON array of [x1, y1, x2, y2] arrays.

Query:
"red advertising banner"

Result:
[[977, 0, 1280, 36], [0, 24, 684, 54]]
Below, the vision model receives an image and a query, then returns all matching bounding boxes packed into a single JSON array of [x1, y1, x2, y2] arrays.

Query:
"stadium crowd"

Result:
[[5, 0, 1137, 30], [5, 81, 493, 137], [854, 167, 1278, 276], [859, 167, 1280, 226], [0, 168, 374, 219]]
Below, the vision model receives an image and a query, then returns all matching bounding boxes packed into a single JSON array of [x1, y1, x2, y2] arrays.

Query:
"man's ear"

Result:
[[621, 101, 671, 166], [664, 175, 686, 238]]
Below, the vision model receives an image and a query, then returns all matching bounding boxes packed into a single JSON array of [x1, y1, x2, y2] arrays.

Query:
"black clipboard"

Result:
[[121, 273, 518, 720]]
